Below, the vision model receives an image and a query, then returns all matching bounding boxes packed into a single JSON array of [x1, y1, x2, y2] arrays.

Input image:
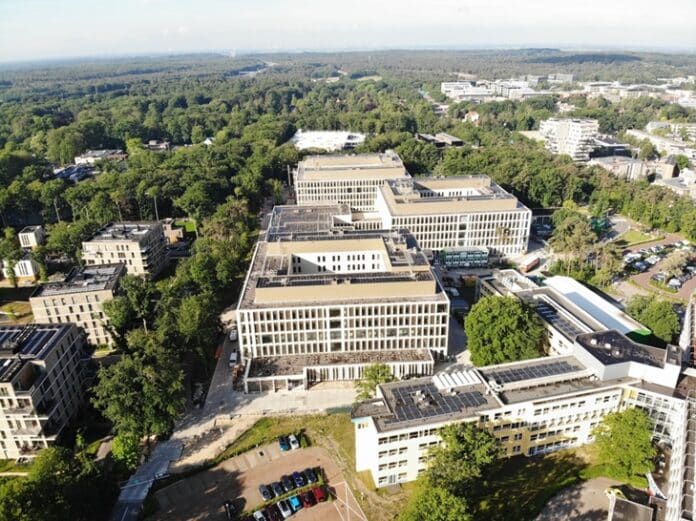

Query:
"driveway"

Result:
[[536, 477, 620, 521], [151, 446, 366, 521]]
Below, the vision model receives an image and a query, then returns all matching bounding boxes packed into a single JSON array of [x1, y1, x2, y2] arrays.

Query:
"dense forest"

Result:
[[0, 49, 695, 520]]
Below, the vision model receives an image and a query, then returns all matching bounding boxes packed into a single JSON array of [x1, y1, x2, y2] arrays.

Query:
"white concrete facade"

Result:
[[539, 118, 599, 162]]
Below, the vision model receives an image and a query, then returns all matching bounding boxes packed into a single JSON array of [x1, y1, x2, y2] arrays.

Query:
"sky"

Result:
[[1, 0, 695, 62]]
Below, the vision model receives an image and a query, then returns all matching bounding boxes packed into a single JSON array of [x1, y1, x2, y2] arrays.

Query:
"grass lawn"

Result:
[[621, 229, 656, 246], [0, 301, 33, 323], [173, 219, 197, 234], [0, 458, 33, 474]]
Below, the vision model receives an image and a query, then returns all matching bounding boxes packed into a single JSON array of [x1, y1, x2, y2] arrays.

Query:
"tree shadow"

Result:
[[475, 451, 593, 521], [148, 467, 245, 520]]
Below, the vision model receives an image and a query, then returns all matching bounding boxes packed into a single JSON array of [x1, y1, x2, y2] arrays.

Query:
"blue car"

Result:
[[292, 471, 306, 488], [288, 495, 302, 512], [278, 436, 291, 452]]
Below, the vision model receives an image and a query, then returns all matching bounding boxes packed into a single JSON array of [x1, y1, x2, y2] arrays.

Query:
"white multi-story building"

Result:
[[81, 222, 167, 277], [374, 177, 531, 258], [646, 121, 696, 142], [0, 324, 87, 459], [293, 151, 411, 211], [353, 269, 696, 521], [440, 81, 496, 102], [539, 118, 600, 162], [236, 206, 449, 392], [30, 264, 126, 346]]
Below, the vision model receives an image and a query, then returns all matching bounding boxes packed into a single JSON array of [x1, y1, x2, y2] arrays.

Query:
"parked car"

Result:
[[259, 484, 274, 501], [288, 495, 302, 512], [312, 486, 327, 503], [265, 505, 283, 521], [271, 482, 285, 497], [300, 491, 316, 508], [288, 434, 300, 450], [281, 475, 295, 492], [223, 499, 238, 520], [252, 511, 267, 521], [277, 500, 292, 519], [292, 471, 306, 488], [228, 350, 238, 367], [668, 278, 683, 289], [278, 436, 291, 452], [303, 467, 318, 484], [228, 328, 238, 342]]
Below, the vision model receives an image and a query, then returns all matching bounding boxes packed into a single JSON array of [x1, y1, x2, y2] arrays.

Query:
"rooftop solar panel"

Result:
[[485, 360, 581, 385]]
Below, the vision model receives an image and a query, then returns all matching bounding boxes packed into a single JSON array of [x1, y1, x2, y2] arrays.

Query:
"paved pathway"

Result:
[[536, 477, 620, 521]]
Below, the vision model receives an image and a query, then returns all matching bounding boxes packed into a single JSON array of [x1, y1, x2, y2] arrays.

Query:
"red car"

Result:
[[312, 486, 327, 503], [300, 491, 316, 508]]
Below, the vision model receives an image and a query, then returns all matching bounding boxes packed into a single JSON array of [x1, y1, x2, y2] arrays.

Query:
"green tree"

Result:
[[593, 408, 656, 478], [355, 363, 395, 401], [465, 296, 547, 366], [426, 422, 500, 496], [400, 485, 471, 521], [111, 433, 142, 470], [92, 333, 185, 438], [626, 296, 681, 343], [638, 140, 658, 161]]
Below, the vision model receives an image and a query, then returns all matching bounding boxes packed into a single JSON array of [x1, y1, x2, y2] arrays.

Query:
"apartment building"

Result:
[[236, 206, 449, 392], [539, 118, 600, 161], [293, 151, 411, 211], [30, 264, 125, 346], [374, 177, 532, 258], [81, 222, 167, 277], [0, 324, 87, 459]]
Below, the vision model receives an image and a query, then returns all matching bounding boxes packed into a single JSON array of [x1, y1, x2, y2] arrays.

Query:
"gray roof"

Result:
[[576, 330, 681, 368], [32, 264, 125, 297], [0, 324, 73, 382]]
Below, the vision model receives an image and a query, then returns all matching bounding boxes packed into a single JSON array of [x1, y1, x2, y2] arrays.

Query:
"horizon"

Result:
[[1, 0, 695, 64]]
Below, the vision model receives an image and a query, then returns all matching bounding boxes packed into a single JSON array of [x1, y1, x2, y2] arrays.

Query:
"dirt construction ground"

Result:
[[151, 445, 366, 521]]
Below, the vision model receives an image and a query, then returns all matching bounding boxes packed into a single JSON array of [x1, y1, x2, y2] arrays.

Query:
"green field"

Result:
[[621, 229, 655, 246]]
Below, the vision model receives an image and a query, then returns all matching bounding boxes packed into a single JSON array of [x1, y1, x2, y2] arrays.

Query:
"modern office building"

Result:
[[30, 264, 126, 346], [626, 130, 696, 161], [0, 324, 87, 459], [236, 206, 449, 392], [353, 269, 696, 521], [539, 118, 600, 161], [374, 177, 532, 258], [589, 156, 651, 181], [293, 151, 411, 211], [81, 222, 167, 277]]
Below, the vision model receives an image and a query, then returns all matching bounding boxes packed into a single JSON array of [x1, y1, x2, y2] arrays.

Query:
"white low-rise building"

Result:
[[18, 226, 45, 249], [289, 130, 366, 151], [2, 255, 40, 281], [74, 149, 125, 166], [588, 156, 651, 181], [626, 130, 696, 161]]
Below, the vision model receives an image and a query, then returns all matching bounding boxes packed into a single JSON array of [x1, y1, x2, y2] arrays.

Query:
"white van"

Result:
[[228, 351, 238, 367]]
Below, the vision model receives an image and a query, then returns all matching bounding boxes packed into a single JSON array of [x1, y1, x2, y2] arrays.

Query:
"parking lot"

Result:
[[621, 238, 696, 300], [151, 444, 365, 521]]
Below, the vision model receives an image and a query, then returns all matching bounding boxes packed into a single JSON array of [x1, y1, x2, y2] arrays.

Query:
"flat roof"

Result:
[[240, 228, 444, 308], [295, 151, 410, 182], [543, 276, 646, 335], [379, 177, 529, 216], [352, 376, 498, 433], [19, 225, 42, 234], [576, 330, 681, 368], [248, 349, 433, 378], [85, 222, 160, 242], [32, 264, 125, 297], [265, 205, 352, 241], [611, 497, 655, 521], [0, 324, 72, 382]]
